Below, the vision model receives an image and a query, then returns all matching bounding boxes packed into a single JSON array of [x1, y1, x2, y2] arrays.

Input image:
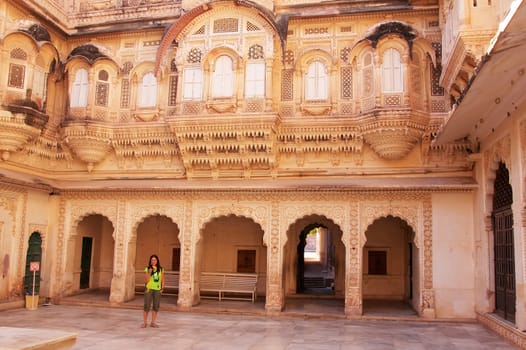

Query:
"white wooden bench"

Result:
[[200, 272, 258, 303], [135, 270, 179, 295]]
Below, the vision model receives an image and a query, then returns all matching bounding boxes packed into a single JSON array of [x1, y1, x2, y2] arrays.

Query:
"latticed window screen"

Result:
[[120, 62, 133, 109], [187, 48, 202, 64], [168, 75, 178, 106], [9, 47, 28, 89], [281, 69, 293, 101], [121, 79, 130, 108], [341, 66, 353, 99], [8, 63, 25, 89], [248, 44, 264, 59], [95, 70, 109, 106], [246, 21, 260, 31], [95, 83, 108, 106], [431, 42, 444, 96], [168, 59, 178, 106], [213, 18, 239, 33]]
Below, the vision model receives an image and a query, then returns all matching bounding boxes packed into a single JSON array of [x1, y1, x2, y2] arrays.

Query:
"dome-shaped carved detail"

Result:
[[361, 112, 428, 160], [20, 24, 51, 42], [0, 111, 42, 161], [61, 123, 113, 172], [67, 45, 108, 63]]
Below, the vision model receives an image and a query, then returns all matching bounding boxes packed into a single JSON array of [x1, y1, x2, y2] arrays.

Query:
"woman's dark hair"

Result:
[[148, 254, 162, 274]]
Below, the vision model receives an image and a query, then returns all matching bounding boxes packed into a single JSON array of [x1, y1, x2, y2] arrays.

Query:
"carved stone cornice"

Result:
[[61, 121, 113, 172], [277, 117, 363, 166], [441, 30, 495, 96], [0, 110, 44, 161], [167, 113, 280, 179], [359, 108, 429, 160]]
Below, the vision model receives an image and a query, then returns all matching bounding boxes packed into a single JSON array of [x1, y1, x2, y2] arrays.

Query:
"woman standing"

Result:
[[142, 254, 164, 328]]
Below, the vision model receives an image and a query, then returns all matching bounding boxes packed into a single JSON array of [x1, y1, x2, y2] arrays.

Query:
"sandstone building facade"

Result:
[[0, 0, 525, 346]]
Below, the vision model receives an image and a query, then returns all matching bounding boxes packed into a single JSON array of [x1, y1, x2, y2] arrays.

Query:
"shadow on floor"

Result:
[[59, 289, 417, 320]]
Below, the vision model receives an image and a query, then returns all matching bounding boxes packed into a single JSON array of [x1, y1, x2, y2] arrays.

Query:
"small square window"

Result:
[[368, 250, 387, 275], [237, 249, 256, 273]]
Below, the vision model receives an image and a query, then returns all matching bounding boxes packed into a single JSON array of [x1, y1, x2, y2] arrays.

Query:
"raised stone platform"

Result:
[[0, 327, 77, 350]]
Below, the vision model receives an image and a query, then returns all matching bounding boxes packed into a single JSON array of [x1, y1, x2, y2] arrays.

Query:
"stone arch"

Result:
[[60, 204, 117, 296], [484, 135, 512, 219], [376, 36, 410, 65], [2, 31, 40, 55], [283, 212, 346, 300], [133, 214, 181, 273], [196, 212, 268, 303], [203, 47, 243, 71], [155, 0, 285, 74], [196, 204, 269, 244], [358, 198, 433, 317], [362, 215, 417, 306], [360, 202, 421, 249]]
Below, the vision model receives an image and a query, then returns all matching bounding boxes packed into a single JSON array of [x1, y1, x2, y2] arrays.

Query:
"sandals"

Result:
[[150, 323, 159, 328], [140, 323, 147, 328]]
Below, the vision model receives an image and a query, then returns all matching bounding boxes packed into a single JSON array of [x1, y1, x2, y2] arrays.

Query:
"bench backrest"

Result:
[[201, 272, 225, 289], [164, 271, 179, 287], [223, 273, 258, 290]]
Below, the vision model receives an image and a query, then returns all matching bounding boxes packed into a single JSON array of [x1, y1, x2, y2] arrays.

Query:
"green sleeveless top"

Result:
[[144, 267, 163, 291]]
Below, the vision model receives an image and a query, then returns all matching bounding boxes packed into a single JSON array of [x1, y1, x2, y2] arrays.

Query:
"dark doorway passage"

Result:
[[80, 237, 93, 289], [296, 224, 335, 295]]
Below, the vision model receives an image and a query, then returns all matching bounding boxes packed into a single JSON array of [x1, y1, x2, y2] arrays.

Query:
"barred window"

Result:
[[211, 55, 234, 98], [245, 63, 265, 98], [183, 67, 203, 101], [305, 61, 328, 100], [70, 68, 89, 107], [382, 48, 403, 92], [138, 72, 157, 107]]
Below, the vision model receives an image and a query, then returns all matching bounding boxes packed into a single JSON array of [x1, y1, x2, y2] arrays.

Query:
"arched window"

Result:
[[70, 68, 89, 107], [211, 55, 234, 98], [245, 62, 265, 98], [382, 48, 403, 92], [138, 72, 157, 107], [183, 67, 203, 100], [305, 61, 328, 100]]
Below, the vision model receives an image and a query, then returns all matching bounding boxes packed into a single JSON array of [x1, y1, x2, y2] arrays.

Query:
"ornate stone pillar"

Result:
[[345, 202, 361, 316], [421, 196, 436, 318], [109, 200, 127, 303], [265, 201, 283, 314], [177, 199, 194, 309]]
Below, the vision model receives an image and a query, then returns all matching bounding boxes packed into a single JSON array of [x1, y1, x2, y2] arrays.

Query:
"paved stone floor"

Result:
[[0, 303, 519, 350]]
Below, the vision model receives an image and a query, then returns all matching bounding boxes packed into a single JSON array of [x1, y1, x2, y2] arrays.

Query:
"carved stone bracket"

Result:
[[61, 122, 114, 172], [360, 109, 428, 160], [0, 111, 44, 161]]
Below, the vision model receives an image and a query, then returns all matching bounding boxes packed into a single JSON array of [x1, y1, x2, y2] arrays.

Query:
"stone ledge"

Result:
[[477, 312, 526, 349], [0, 327, 77, 350]]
